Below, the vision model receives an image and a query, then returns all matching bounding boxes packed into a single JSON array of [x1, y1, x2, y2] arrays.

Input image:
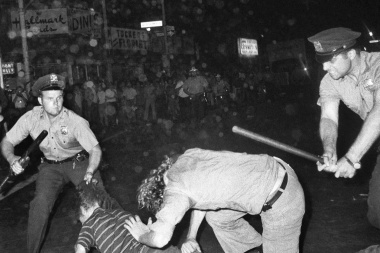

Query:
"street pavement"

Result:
[[0, 102, 380, 253]]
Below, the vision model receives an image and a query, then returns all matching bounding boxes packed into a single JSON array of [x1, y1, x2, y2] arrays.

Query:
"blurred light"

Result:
[[369, 31, 373, 36], [369, 40, 379, 43], [304, 67, 307, 71], [146, 28, 151, 31]]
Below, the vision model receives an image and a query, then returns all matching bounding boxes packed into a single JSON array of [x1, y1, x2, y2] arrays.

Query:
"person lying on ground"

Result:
[[75, 180, 181, 253], [124, 148, 305, 253]]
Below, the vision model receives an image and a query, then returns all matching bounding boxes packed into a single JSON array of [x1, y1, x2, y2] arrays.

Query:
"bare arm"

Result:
[[124, 215, 174, 248], [346, 88, 380, 162], [186, 210, 206, 239], [1, 136, 18, 165], [181, 210, 206, 253], [83, 144, 102, 183], [1, 136, 23, 174], [318, 99, 339, 169]]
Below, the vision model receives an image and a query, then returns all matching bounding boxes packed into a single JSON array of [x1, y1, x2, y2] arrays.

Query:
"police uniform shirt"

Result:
[[182, 76, 209, 95], [6, 106, 99, 161], [318, 51, 380, 120]]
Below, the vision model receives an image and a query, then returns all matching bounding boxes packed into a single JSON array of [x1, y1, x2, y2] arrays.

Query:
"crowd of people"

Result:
[[1, 62, 292, 136]]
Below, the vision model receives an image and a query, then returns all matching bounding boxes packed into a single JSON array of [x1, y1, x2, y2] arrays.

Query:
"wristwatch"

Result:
[[344, 156, 361, 169]]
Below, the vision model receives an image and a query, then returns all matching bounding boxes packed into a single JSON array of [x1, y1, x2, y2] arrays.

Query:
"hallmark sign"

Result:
[[11, 8, 68, 36]]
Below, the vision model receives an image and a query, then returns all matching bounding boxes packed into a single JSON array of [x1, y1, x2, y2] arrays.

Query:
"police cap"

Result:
[[32, 73, 66, 95], [307, 27, 361, 63]]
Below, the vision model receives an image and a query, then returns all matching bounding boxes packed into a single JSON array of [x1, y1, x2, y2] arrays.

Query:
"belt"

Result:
[[262, 164, 288, 212], [42, 150, 89, 164]]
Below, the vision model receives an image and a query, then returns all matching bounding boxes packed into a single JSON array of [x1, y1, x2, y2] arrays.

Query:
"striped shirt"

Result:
[[76, 208, 148, 253]]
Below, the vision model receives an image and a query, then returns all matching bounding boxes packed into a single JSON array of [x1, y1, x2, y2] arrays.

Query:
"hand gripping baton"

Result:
[[0, 130, 48, 194]]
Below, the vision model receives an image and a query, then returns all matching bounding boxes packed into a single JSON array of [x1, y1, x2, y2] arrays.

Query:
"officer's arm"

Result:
[[346, 88, 380, 162], [1, 136, 19, 166], [86, 144, 102, 175], [320, 99, 339, 156]]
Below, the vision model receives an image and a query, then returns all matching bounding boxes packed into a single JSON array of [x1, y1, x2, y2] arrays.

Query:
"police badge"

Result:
[[60, 126, 68, 135]]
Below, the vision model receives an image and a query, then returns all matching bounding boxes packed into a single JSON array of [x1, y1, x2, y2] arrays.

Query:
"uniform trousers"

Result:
[[368, 154, 380, 229], [27, 158, 105, 253]]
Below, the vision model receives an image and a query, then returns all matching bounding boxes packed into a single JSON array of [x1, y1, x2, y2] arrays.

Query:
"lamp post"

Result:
[[18, 0, 31, 91], [161, 0, 170, 74], [101, 0, 113, 83]]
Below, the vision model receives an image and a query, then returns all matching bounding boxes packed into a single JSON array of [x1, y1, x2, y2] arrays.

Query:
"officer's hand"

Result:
[[181, 238, 202, 253], [317, 152, 337, 173], [10, 156, 23, 175], [334, 158, 356, 178]]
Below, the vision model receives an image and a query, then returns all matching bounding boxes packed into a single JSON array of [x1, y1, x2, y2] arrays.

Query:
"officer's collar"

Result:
[[39, 106, 68, 120]]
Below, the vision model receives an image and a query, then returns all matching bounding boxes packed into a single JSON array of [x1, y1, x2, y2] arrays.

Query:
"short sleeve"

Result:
[[76, 226, 95, 251], [317, 75, 340, 106], [73, 116, 99, 152], [6, 111, 33, 146]]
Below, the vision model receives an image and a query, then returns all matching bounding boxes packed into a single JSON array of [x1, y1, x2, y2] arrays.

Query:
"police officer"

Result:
[[182, 67, 209, 121], [308, 28, 380, 229], [0, 73, 115, 253]]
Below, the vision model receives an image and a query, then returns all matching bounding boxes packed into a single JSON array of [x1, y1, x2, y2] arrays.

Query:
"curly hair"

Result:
[[137, 156, 174, 214], [76, 180, 113, 212]]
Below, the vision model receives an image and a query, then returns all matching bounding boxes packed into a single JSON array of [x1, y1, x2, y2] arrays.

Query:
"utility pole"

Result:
[[161, 0, 170, 74], [101, 0, 113, 83], [0, 47, 4, 89], [18, 0, 30, 91]]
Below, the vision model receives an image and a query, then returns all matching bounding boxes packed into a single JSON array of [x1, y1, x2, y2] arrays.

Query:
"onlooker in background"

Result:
[[135, 81, 146, 121], [122, 81, 138, 124], [155, 78, 167, 119], [97, 82, 108, 128], [166, 78, 179, 121], [144, 79, 157, 122], [105, 82, 118, 127], [213, 73, 230, 109], [12, 85, 29, 107], [174, 77, 190, 122], [182, 67, 209, 121], [73, 84, 83, 117], [83, 81, 98, 124]]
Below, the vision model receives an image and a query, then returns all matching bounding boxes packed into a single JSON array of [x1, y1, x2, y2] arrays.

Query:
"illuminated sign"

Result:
[[140, 20, 162, 28], [2, 62, 15, 75], [237, 38, 258, 57]]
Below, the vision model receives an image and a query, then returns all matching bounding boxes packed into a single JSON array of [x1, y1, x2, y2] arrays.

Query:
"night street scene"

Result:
[[1, 0, 380, 252]]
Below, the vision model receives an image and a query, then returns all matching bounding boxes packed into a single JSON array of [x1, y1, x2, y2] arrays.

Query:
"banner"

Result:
[[69, 9, 101, 38], [108, 27, 149, 51], [237, 38, 258, 57], [11, 8, 68, 36], [266, 39, 306, 64]]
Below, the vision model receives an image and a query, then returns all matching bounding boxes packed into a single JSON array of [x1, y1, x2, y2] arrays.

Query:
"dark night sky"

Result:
[[1, 0, 380, 64]]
